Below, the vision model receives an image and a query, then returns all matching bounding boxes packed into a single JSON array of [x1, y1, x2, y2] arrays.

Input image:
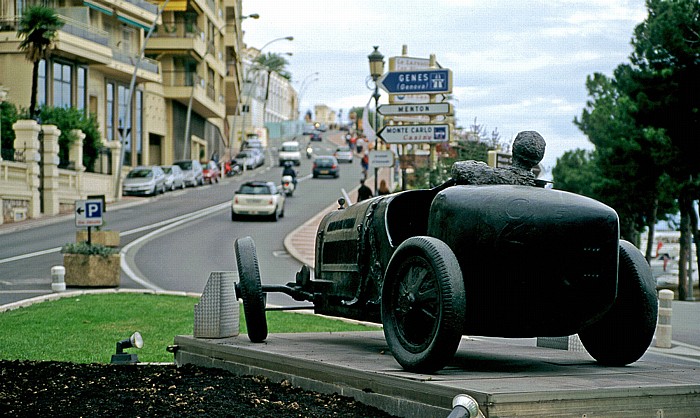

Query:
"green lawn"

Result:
[[0, 293, 377, 363]]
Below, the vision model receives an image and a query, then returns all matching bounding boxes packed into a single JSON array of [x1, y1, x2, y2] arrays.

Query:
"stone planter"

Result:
[[63, 253, 121, 287], [76, 230, 120, 247]]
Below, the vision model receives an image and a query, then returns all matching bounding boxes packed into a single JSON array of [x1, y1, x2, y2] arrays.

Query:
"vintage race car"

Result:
[[234, 179, 658, 373]]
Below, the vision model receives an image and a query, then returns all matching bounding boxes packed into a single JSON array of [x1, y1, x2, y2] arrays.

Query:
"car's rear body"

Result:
[[334, 147, 353, 163], [312, 184, 619, 336], [312, 156, 339, 178], [232, 181, 284, 217]]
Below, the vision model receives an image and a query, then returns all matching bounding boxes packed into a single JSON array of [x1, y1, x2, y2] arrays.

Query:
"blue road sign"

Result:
[[377, 69, 452, 94], [75, 199, 104, 227]]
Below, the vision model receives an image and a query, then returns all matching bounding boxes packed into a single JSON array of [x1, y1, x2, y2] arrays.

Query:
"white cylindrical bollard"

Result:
[[655, 289, 673, 348], [51, 265, 66, 292]]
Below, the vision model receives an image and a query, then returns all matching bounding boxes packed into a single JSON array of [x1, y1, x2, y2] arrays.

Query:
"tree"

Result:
[[16, 6, 64, 120], [253, 52, 290, 123]]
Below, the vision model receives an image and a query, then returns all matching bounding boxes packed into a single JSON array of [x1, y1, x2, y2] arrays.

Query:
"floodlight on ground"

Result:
[[110, 332, 143, 365]]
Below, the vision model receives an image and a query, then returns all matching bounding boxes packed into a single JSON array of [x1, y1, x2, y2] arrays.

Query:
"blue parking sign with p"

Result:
[[75, 199, 104, 227]]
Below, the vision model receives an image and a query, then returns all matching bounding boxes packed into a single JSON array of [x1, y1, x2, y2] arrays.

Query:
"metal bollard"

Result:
[[51, 265, 66, 292], [655, 289, 673, 348], [446, 394, 480, 418]]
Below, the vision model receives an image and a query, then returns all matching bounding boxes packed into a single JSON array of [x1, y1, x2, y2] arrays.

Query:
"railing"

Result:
[[59, 14, 109, 46], [162, 70, 205, 88], [111, 48, 160, 74], [121, 0, 159, 14], [151, 21, 204, 40]]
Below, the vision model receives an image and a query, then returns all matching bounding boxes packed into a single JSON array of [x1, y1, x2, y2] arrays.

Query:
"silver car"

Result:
[[161, 165, 185, 191], [123, 166, 166, 196], [173, 159, 204, 187]]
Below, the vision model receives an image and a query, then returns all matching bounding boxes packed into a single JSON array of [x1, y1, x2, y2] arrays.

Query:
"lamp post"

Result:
[[368, 46, 384, 196], [238, 36, 293, 151], [297, 72, 319, 120], [0, 86, 8, 161]]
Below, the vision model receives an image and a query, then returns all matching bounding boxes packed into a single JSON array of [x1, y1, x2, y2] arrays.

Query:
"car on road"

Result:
[[334, 146, 353, 163], [309, 132, 322, 142], [235, 149, 264, 170], [173, 159, 204, 187], [231, 181, 285, 221], [243, 138, 265, 151], [161, 165, 185, 191], [312, 156, 339, 178], [202, 160, 221, 184], [122, 166, 166, 196], [278, 141, 301, 166]]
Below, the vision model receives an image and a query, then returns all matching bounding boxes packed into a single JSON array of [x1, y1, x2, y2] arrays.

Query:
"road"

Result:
[[0, 131, 360, 308]]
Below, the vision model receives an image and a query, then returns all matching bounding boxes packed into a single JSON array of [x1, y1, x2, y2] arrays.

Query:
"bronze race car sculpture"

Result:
[[233, 131, 658, 373]]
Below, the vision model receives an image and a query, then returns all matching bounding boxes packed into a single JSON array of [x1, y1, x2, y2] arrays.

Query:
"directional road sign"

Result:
[[75, 199, 104, 227], [377, 69, 452, 95], [377, 103, 452, 116], [378, 124, 450, 144]]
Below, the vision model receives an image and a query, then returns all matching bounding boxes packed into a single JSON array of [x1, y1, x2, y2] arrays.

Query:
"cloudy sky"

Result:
[[241, 0, 648, 173]]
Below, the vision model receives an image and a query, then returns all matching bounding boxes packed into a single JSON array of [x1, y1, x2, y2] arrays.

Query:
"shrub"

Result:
[[61, 242, 119, 257]]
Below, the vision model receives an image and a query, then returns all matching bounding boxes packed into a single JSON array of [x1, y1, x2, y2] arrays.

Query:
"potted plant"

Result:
[[61, 242, 121, 287], [75, 226, 120, 247]]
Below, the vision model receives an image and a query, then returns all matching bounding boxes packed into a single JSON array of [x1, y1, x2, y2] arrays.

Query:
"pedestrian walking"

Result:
[[361, 152, 369, 179], [357, 179, 373, 202], [378, 179, 391, 195]]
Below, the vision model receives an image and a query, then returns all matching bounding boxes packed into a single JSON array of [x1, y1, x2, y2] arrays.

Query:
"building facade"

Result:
[[0, 0, 244, 171]]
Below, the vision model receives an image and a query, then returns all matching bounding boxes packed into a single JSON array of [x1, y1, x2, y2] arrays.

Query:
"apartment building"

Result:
[[0, 0, 241, 172]]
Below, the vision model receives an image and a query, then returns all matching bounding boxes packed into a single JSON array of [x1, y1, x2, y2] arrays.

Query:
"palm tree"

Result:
[[17, 6, 64, 119], [253, 52, 291, 122]]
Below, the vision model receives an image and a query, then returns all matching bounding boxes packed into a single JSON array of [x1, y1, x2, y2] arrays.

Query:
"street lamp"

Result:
[[368, 46, 384, 196], [298, 72, 319, 119]]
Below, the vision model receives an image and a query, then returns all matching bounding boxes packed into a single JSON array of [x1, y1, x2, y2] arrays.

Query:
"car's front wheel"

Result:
[[382, 236, 466, 373], [235, 237, 268, 343], [578, 240, 658, 366]]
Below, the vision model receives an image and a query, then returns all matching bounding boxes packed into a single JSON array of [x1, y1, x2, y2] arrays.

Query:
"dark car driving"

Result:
[[312, 156, 339, 178]]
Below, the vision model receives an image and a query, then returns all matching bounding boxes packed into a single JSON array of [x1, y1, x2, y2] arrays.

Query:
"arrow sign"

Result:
[[377, 69, 452, 94], [75, 199, 104, 227], [378, 103, 452, 116], [378, 124, 450, 144]]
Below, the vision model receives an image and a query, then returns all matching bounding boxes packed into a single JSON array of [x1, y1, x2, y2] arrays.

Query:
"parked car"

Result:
[[334, 146, 353, 163], [231, 181, 285, 222], [173, 160, 204, 187], [161, 165, 185, 191], [243, 138, 264, 151], [235, 150, 263, 170], [312, 156, 339, 178], [278, 141, 301, 166], [122, 166, 166, 196], [202, 160, 221, 184]]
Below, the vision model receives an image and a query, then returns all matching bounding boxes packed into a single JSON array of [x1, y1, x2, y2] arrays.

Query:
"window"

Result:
[[106, 83, 114, 141], [77, 67, 86, 111], [37, 60, 46, 107], [53, 62, 72, 108]]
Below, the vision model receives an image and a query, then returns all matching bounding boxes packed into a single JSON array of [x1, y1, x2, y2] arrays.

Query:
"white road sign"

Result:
[[378, 103, 452, 116], [378, 124, 450, 144], [369, 150, 395, 168], [75, 199, 103, 227]]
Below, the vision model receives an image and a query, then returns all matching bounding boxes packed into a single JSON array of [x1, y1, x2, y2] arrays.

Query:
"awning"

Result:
[[150, 0, 188, 11], [117, 15, 151, 32], [83, 0, 113, 16]]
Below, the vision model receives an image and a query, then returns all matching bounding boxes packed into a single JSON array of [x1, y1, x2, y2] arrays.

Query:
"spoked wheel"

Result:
[[382, 236, 466, 373], [234, 237, 268, 343], [579, 240, 658, 366]]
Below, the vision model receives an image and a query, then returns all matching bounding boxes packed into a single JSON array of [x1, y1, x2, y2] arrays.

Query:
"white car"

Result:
[[161, 165, 185, 191], [173, 159, 204, 187], [278, 141, 301, 166], [334, 146, 353, 163], [231, 181, 285, 222], [122, 166, 166, 196]]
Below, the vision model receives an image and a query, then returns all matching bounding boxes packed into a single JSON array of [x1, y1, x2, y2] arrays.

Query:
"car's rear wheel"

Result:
[[235, 237, 268, 343], [382, 236, 466, 373], [270, 206, 279, 222], [578, 240, 658, 366]]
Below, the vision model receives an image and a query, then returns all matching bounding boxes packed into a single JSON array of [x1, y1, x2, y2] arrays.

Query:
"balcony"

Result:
[[162, 70, 225, 119], [148, 21, 207, 58]]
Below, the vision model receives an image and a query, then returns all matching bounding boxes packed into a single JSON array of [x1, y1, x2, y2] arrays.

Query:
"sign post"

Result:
[[75, 199, 104, 245]]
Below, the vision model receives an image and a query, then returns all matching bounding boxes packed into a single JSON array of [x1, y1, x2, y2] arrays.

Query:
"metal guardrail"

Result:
[[111, 49, 160, 74]]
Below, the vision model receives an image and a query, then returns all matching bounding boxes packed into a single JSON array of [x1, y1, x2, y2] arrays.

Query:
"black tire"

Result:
[[270, 206, 279, 222], [382, 236, 466, 373], [579, 240, 658, 366], [234, 237, 268, 343]]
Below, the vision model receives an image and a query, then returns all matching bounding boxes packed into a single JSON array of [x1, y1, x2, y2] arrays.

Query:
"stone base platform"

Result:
[[173, 331, 700, 417]]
